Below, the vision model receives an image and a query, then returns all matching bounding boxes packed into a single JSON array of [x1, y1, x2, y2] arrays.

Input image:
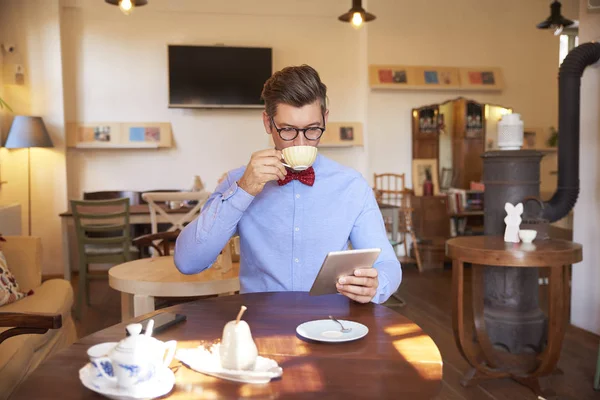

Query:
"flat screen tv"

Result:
[[168, 45, 272, 109]]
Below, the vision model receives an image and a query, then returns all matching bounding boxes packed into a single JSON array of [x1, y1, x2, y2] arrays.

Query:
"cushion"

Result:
[[0, 279, 74, 351], [0, 251, 31, 307]]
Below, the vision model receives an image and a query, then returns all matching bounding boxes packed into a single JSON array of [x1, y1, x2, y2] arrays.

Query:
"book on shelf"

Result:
[[446, 188, 484, 214]]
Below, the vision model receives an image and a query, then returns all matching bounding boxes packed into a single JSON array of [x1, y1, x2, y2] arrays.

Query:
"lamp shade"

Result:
[[4, 116, 54, 149], [536, 1, 574, 30]]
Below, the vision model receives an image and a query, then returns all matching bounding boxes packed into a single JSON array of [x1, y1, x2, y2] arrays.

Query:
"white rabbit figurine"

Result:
[[504, 202, 523, 243]]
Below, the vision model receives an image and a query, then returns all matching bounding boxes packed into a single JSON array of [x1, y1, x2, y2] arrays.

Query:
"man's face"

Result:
[[263, 101, 329, 150]]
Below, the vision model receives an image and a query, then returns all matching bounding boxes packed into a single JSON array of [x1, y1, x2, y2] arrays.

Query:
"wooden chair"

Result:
[[141, 191, 210, 256], [373, 173, 422, 273], [70, 198, 139, 319]]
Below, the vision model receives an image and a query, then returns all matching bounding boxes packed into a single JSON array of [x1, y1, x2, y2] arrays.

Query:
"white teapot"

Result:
[[95, 321, 176, 391]]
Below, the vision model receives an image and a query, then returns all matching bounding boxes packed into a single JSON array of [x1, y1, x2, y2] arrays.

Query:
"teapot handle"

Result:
[[162, 340, 177, 368], [95, 357, 117, 382]]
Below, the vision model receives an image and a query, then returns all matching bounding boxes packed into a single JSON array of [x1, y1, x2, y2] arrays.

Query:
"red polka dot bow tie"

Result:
[[277, 167, 315, 187]]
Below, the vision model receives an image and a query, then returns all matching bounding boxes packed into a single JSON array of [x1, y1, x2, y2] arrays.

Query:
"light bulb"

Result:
[[119, 0, 133, 15], [351, 12, 363, 28], [553, 25, 564, 36]]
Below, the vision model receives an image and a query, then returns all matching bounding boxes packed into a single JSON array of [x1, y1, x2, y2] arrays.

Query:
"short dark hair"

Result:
[[261, 64, 328, 118]]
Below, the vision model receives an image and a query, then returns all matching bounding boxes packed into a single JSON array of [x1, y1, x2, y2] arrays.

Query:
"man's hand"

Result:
[[238, 149, 287, 196], [336, 268, 378, 303]]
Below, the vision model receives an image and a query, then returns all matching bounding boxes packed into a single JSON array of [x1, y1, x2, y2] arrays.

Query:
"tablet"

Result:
[[309, 248, 382, 296]]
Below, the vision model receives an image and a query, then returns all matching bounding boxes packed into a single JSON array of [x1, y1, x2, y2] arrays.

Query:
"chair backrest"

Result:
[[138, 189, 183, 205], [70, 198, 132, 258], [373, 173, 410, 207], [141, 191, 210, 234], [83, 191, 140, 205]]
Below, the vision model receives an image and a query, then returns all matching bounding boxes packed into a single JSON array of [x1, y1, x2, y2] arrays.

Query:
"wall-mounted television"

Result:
[[168, 45, 272, 109]]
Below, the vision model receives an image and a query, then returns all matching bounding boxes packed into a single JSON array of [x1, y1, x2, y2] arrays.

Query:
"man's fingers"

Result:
[[338, 288, 371, 304], [338, 276, 375, 287], [257, 165, 285, 181], [252, 149, 282, 160], [337, 283, 376, 298], [260, 156, 287, 176], [354, 268, 378, 278]]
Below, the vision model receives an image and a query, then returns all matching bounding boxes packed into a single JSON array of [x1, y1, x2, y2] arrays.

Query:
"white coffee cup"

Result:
[[282, 146, 318, 171]]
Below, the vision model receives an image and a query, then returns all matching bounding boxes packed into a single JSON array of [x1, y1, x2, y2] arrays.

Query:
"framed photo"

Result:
[[412, 159, 440, 196]]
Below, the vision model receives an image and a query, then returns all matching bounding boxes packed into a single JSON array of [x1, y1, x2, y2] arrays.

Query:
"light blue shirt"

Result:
[[174, 154, 402, 304]]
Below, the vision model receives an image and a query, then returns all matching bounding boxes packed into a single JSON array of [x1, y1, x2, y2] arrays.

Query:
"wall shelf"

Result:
[[67, 122, 173, 149], [74, 143, 160, 149]]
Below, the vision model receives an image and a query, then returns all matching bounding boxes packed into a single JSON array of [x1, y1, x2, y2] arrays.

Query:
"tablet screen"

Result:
[[309, 248, 381, 296]]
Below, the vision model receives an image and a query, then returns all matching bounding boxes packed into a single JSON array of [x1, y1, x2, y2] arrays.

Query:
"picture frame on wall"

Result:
[[412, 159, 440, 196]]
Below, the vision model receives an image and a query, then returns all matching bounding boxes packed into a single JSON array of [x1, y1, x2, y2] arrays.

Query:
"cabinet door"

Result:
[[413, 138, 438, 159]]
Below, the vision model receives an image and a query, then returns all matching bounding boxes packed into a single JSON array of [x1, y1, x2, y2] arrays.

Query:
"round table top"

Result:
[[108, 256, 240, 297], [10, 292, 443, 400], [446, 235, 582, 267]]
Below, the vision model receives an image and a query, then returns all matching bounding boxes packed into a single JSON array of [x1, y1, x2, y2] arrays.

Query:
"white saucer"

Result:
[[296, 319, 369, 343], [79, 363, 175, 400], [176, 344, 282, 384]]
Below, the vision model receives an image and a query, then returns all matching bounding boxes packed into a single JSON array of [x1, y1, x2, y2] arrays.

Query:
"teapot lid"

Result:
[[114, 323, 154, 353]]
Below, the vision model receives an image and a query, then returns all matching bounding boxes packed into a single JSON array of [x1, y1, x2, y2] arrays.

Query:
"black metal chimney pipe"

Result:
[[543, 42, 600, 222]]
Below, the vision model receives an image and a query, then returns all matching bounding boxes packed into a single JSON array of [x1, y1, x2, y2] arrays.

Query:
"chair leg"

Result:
[[410, 230, 423, 273], [594, 341, 600, 390], [76, 259, 87, 320], [85, 268, 91, 306]]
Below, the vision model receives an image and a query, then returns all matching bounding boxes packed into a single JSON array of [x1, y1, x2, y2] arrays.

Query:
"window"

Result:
[[559, 33, 579, 66]]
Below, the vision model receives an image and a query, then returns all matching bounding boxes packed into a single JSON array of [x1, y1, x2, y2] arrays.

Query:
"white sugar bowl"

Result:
[[94, 322, 176, 392]]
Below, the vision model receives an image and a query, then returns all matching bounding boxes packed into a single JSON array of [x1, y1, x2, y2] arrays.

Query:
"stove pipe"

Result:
[[542, 41, 600, 222]]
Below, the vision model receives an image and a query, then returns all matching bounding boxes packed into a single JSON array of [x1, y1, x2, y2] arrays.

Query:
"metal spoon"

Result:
[[329, 315, 352, 333]]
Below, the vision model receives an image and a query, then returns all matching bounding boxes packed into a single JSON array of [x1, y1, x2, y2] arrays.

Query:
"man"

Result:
[[174, 65, 401, 304]]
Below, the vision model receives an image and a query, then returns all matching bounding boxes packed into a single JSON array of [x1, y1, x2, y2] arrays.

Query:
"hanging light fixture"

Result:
[[338, 0, 376, 29], [105, 0, 148, 16], [536, 0, 574, 36]]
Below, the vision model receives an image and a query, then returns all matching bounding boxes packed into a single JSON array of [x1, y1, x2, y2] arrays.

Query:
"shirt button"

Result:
[[295, 227, 299, 232], [295, 258, 299, 263], [296, 194, 300, 199]]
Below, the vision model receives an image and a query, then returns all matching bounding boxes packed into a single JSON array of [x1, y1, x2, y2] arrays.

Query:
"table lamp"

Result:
[[4, 116, 54, 236]]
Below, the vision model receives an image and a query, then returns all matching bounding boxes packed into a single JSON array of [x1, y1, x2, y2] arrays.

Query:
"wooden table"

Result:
[[60, 204, 194, 282], [9, 292, 443, 399], [446, 236, 582, 397], [109, 256, 240, 321]]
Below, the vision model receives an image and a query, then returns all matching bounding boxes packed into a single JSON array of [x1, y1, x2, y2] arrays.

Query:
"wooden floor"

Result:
[[72, 265, 600, 400]]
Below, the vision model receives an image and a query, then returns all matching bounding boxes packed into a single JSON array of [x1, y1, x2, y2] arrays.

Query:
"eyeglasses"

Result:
[[270, 115, 326, 141]]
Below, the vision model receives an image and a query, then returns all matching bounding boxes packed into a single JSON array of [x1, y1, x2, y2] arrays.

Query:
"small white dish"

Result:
[[79, 362, 175, 400], [296, 319, 369, 343], [175, 344, 282, 385]]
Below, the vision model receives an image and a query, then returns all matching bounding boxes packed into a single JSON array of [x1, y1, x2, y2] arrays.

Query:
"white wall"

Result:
[[572, 1, 600, 335], [62, 0, 368, 199], [0, 0, 67, 274], [366, 0, 578, 187]]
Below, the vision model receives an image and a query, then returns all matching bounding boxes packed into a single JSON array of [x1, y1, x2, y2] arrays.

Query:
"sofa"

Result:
[[0, 236, 77, 400]]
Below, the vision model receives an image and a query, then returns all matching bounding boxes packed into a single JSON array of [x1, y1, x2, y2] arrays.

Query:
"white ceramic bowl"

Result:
[[282, 146, 318, 170], [518, 229, 537, 243]]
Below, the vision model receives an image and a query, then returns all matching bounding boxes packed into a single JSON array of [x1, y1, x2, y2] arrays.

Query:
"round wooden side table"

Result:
[[446, 235, 582, 397], [109, 256, 240, 321]]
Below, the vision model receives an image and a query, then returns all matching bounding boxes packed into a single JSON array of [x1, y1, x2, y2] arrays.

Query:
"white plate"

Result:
[[176, 344, 282, 385], [79, 363, 175, 400], [296, 319, 369, 343]]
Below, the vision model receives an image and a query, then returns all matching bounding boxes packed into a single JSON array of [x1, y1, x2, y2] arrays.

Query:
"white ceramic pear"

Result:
[[220, 305, 258, 371]]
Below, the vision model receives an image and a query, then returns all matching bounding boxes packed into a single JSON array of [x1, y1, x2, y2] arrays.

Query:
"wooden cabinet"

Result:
[[412, 97, 511, 190]]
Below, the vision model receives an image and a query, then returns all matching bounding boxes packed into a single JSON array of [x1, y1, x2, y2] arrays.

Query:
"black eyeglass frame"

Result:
[[270, 115, 326, 141]]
